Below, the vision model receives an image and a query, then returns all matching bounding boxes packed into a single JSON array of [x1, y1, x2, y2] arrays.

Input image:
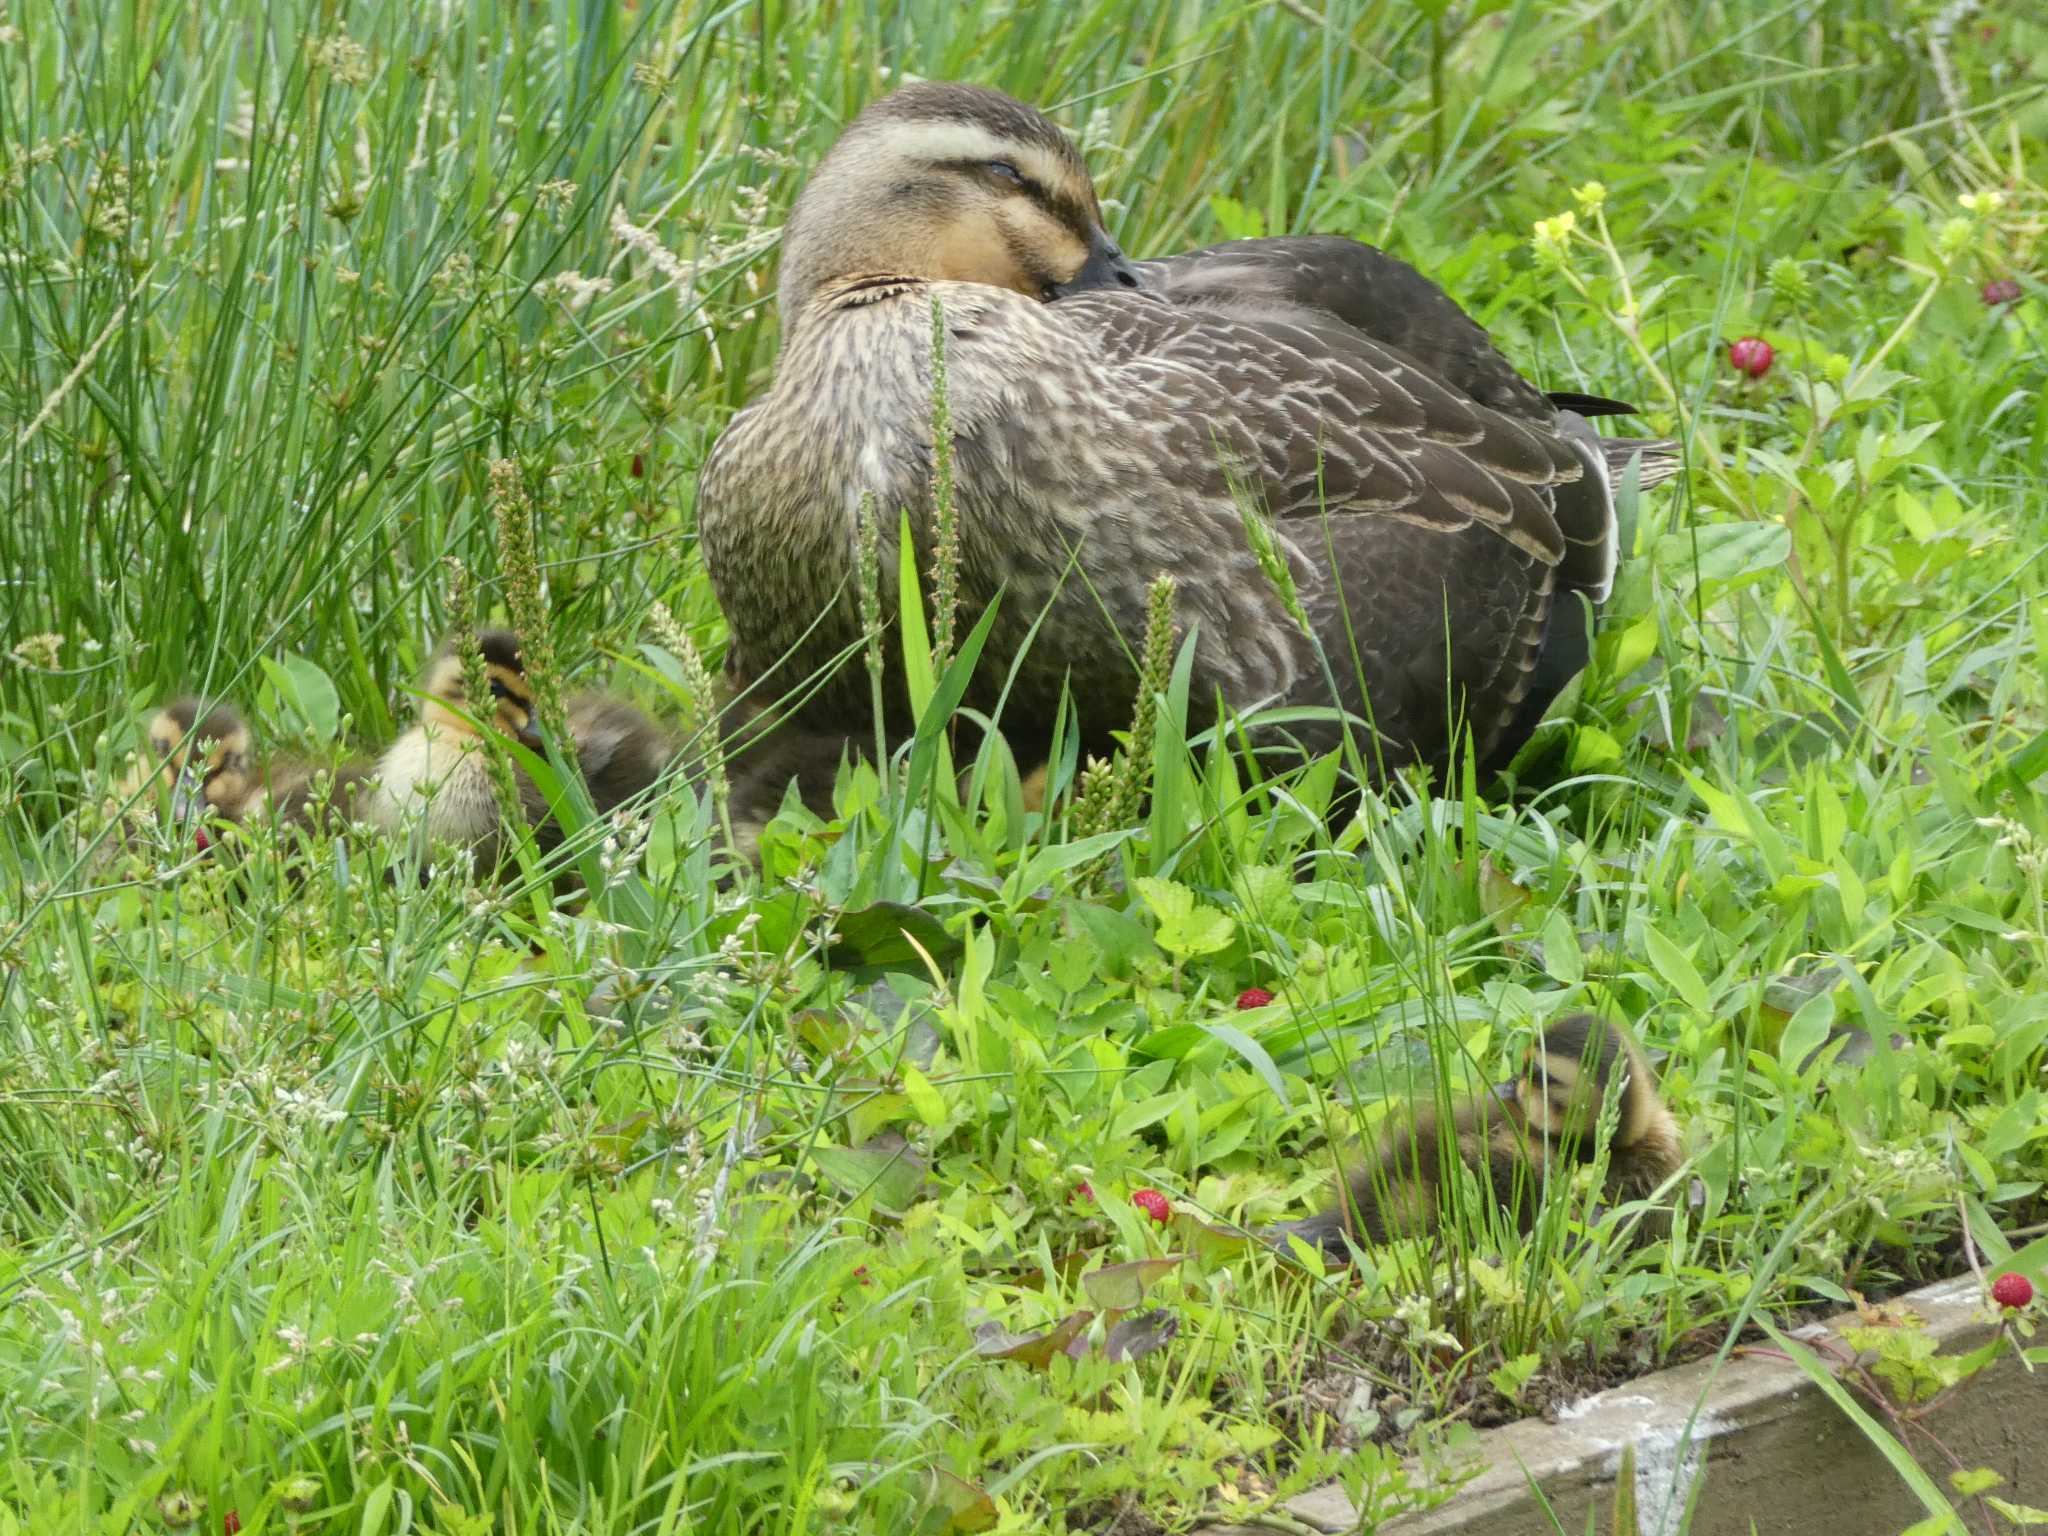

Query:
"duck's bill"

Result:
[[1050, 229, 1144, 298], [1490, 1079, 1519, 1106], [516, 722, 546, 754]]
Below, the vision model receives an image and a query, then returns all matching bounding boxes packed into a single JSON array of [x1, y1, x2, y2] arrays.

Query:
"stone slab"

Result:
[[1197, 1276, 2046, 1536]]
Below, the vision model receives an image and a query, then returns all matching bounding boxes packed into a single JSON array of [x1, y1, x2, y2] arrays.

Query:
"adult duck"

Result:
[[697, 83, 1676, 782]]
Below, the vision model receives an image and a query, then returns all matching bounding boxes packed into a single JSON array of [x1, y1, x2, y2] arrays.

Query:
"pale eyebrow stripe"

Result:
[[876, 120, 1071, 194]]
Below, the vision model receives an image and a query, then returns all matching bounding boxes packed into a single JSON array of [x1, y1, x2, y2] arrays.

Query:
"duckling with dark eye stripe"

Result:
[[368, 629, 678, 866], [1279, 1014, 1684, 1255], [366, 630, 547, 865], [107, 698, 259, 845]]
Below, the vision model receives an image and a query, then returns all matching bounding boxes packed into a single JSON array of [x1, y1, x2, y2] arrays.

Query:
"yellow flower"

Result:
[[1530, 211, 1578, 263]]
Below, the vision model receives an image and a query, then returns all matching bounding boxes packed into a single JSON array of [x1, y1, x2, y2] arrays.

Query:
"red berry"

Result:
[[1236, 986, 1275, 1010], [1991, 1272, 2033, 1309], [630, 452, 646, 478], [224, 1515, 242, 1536], [1982, 278, 2023, 307], [1068, 1180, 1095, 1205], [1728, 336, 1773, 378], [852, 1264, 871, 1287], [1131, 1188, 1171, 1223]]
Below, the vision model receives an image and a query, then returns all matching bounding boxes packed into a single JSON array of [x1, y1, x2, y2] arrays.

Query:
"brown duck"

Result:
[[698, 83, 1677, 781]]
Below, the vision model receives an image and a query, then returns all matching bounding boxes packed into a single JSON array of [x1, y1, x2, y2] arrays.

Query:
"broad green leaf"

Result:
[[1083, 1256, 1183, 1311], [1642, 924, 1712, 1016], [360, 1480, 398, 1536], [811, 1139, 926, 1214], [1540, 909, 1582, 984], [1779, 990, 1836, 1074], [1134, 875, 1192, 926], [259, 653, 342, 743], [901, 1064, 948, 1128], [1133, 876, 1236, 958], [1654, 521, 1790, 587], [830, 902, 961, 968]]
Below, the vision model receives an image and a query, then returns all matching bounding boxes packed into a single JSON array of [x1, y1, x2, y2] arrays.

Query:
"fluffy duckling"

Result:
[[366, 629, 544, 862], [109, 698, 260, 843], [241, 755, 379, 841], [1283, 1014, 1683, 1255], [562, 687, 677, 822], [368, 629, 677, 864]]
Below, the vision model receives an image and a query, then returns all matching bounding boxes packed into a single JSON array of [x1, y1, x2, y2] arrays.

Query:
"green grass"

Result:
[[4, 1, 2047, 1531]]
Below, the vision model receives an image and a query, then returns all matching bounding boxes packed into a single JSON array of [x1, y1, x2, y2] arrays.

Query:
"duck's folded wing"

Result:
[[1059, 289, 1583, 570], [1135, 235, 1562, 425]]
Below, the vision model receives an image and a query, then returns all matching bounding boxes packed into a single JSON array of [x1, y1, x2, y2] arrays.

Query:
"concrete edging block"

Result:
[[1198, 1276, 2045, 1536]]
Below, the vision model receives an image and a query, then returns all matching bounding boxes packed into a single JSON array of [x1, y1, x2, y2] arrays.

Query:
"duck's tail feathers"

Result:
[[1600, 435, 1682, 493]]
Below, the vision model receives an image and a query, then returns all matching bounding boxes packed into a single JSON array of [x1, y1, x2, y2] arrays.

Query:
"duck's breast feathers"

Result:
[[1047, 284, 1581, 568]]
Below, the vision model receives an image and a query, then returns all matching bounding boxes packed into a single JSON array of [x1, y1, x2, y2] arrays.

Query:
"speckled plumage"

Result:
[[698, 84, 1678, 779]]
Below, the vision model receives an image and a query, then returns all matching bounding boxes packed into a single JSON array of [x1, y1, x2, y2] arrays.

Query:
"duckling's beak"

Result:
[[1050, 229, 1143, 298], [515, 720, 546, 755], [1490, 1079, 1519, 1107]]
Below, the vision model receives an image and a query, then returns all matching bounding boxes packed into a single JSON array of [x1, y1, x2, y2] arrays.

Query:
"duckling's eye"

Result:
[[985, 160, 1025, 187], [489, 680, 512, 702]]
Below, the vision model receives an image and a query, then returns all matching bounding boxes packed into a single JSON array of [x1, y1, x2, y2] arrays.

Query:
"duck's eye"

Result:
[[985, 159, 1024, 186]]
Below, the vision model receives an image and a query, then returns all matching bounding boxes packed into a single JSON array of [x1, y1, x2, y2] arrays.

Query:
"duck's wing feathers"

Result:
[[1135, 235, 1562, 425], [1057, 287, 1582, 569]]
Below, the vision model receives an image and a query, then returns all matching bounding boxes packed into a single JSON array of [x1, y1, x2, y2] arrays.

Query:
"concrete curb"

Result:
[[1198, 1276, 2045, 1536]]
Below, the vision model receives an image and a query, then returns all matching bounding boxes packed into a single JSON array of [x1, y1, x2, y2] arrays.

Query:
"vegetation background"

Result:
[[2, 0, 2045, 1531]]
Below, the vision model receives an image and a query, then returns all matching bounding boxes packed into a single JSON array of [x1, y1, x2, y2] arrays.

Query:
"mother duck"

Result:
[[697, 83, 1676, 783]]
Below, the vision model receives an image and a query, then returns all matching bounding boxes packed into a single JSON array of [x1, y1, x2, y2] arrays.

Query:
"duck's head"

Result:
[[1493, 1014, 1665, 1160], [779, 82, 1142, 326], [420, 629, 545, 752], [144, 698, 254, 823]]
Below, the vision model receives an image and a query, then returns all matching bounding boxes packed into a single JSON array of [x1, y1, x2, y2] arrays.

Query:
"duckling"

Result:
[[108, 698, 260, 845], [561, 687, 677, 822], [699, 84, 1680, 786], [366, 629, 545, 863], [242, 755, 379, 840], [1280, 1014, 1683, 1256], [368, 629, 677, 865]]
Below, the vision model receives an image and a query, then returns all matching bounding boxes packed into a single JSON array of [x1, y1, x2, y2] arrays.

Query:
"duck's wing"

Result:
[[1055, 286, 1585, 571], [1019, 284, 1659, 767], [1135, 235, 1563, 424]]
